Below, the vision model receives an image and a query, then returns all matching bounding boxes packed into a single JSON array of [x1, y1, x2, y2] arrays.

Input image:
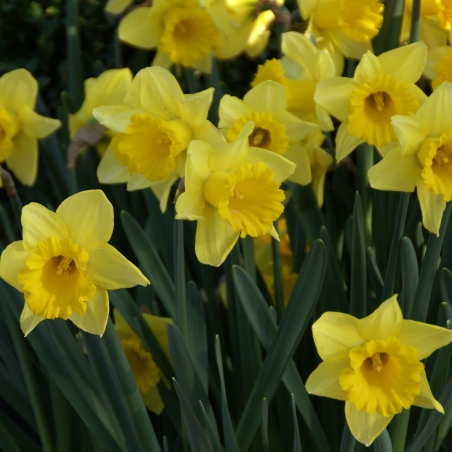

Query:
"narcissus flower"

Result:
[[118, 0, 222, 72], [0, 190, 149, 336], [306, 295, 452, 446], [315, 42, 428, 161], [0, 68, 61, 185], [114, 310, 172, 414], [93, 67, 213, 211], [69, 69, 132, 157], [298, 0, 384, 73], [175, 122, 295, 266], [252, 32, 337, 130], [219, 80, 319, 186], [368, 82, 452, 234]]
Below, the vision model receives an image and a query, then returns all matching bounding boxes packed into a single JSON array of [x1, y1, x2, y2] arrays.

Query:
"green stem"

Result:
[[174, 219, 187, 339], [50, 380, 71, 452], [356, 143, 373, 238], [205, 56, 223, 126], [66, 0, 83, 109], [409, 0, 421, 43], [389, 410, 410, 452], [242, 236, 256, 282], [9, 193, 23, 230], [271, 221, 285, 318]]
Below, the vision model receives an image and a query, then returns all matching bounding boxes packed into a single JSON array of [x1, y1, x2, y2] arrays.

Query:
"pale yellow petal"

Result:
[[335, 122, 365, 162], [186, 140, 213, 190], [243, 80, 287, 113], [18, 107, 61, 138], [214, 20, 252, 60], [97, 146, 130, 184], [86, 242, 149, 289], [297, 0, 316, 18], [195, 204, 239, 267], [113, 309, 134, 339], [328, 29, 372, 60], [22, 204, 68, 252], [284, 143, 311, 185], [315, 105, 335, 131], [391, 115, 426, 156], [397, 319, 452, 360], [0, 69, 37, 112], [245, 11, 274, 58], [354, 51, 382, 85], [149, 177, 178, 212], [6, 132, 38, 186], [312, 311, 363, 361], [345, 402, 393, 447], [273, 111, 319, 142], [127, 172, 153, 190], [0, 241, 29, 292], [142, 387, 164, 414], [192, 53, 212, 74], [413, 370, 444, 413], [92, 105, 135, 133], [425, 46, 450, 80], [69, 288, 109, 336], [56, 190, 114, 247], [144, 313, 172, 357], [417, 181, 447, 235], [305, 354, 349, 401], [314, 77, 355, 122], [179, 88, 214, 129], [421, 16, 448, 49], [20, 304, 44, 337], [218, 95, 251, 129], [152, 51, 173, 70], [357, 295, 403, 341], [175, 189, 206, 221], [105, 0, 133, 15], [368, 147, 420, 193], [193, 120, 226, 147]]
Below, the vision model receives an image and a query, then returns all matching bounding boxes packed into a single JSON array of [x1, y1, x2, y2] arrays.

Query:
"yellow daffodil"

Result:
[[315, 42, 428, 161], [105, 0, 134, 15], [114, 310, 172, 414], [212, 0, 283, 60], [69, 69, 132, 157], [118, 0, 222, 72], [252, 32, 337, 130], [0, 190, 149, 336], [306, 295, 452, 446], [93, 67, 214, 211], [424, 41, 452, 89], [0, 68, 61, 186], [297, 0, 384, 73], [175, 122, 295, 266], [368, 82, 452, 234], [219, 80, 319, 186]]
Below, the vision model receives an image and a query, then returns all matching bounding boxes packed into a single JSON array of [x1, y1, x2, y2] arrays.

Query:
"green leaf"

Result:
[[388, 410, 410, 452], [339, 424, 356, 452], [66, 0, 83, 109], [200, 401, 222, 452], [262, 398, 269, 452], [374, 430, 393, 452], [291, 394, 302, 452], [367, 247, 383, 301], [373, 0, 406, 54], [174, 220, 187, 338], [400, 237, 419, 318]]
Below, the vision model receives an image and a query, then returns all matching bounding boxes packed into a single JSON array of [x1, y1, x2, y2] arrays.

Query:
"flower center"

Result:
[[226, 111, 289, 155], [432, 48, 452, 90], [111, 113, 192, 182], [339, 337, 424, 417], [17, 237, 96, 320], [348, 74, 419, 147], [160, 5, 221, 67], [0, 107, 20, 162]]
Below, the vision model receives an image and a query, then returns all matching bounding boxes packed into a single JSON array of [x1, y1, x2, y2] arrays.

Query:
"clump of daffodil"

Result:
[[297, 0, 384, 73], [315, 42, 428, 161], [306, 295, 452, 446], [0, 190, 149, 336], [175, 122, 295, 266], [219, 80, 319, 186], [93, 67, 214, 211], [0, 68, 61, 186], [213, 0, 284, 60], [368, 82, 452, 235], [114, 310, 172, 414], [69, 69, 132, 158], [118, 0, 222, 72], [251, 32, 337, 130]]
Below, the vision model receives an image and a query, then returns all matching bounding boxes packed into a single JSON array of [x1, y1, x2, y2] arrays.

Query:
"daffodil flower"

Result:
[[297, 0, 384, 73], [315, 42, 428, 161], [175, 122, 295, 266], [424, 42, 452, 90], [93, 67, 214, 211], [368, 82, 452, 234], [69, 69, 132, 158], [252, 32, 337, 130], [306, 295, 452, 446], [0, 68, 61, 186], [0, 190, 149, 336], [219, 80, 319, 186], [118, 0, 222, 72], [114, 310, 172, 414]]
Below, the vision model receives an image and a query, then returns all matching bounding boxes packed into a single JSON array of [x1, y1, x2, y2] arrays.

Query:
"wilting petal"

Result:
[[413, 370, 444, 412], [6, 132, 38, 186], [417, 181, 446, 235], [70, 288, 109, 336], [0, 241, 30, 292], [0, 69, 37, 112], [20, 304, 45, 337]]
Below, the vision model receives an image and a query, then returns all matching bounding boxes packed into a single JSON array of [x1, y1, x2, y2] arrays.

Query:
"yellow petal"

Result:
[[297, 0, 316, 18], [218, 95, 251, 129], [315, 105, 335, 131], [127, 172, 153, 190], [193, 120, 226, 147], [69, 288, 109, 336], [243, 81, 287, 113], [345, 401, 393, 447], [214, 20, 252, 60], [245, 10, 275, 58], [420, 17, 448, 48], [397, 319, 452, 360], [6, 132, 38, 186], [142, 386, 164, 414], [354, 51, 382, 85], [149, 177, 178, 212], [118, 7, 162, 50], [273, 111, 319, 142], [314, 77, 355, 122], [357, 295, 403, 341], [284, 143, 311, 185], [413, 370, 444, 413], [335, 122, 365, 162], [192, 53, 212, 74], [22, 203, 68, 252], [425, 46, 450, 80], [305, 354, 349, 400], [417, 181, 447, 235], [56, 190, 114, 247], [86, 242, 149, 289], [179, 88, 214, 129], [105, 0, 133, 15], [378, 41, 427, 84], [144, 313, 172, 357], [176, 189, 206, 221], [328, 29, 372, 60], [0, 241, 29, 292], [92, 105, 134, 133], [195, 204, 239, 267], [186, 140, 213, 189], [20, 303, 44, 337], [18, 107, 61, 138], [0, 69, 37, 112], [113, 309, 135, 339], [152, 50, 173, 70], [246, 146, 296, 183], [312, 311, 363, 360], [391, 115, 426, 156], [97, 146, 130, 184], [368, 147, 420, 193]]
